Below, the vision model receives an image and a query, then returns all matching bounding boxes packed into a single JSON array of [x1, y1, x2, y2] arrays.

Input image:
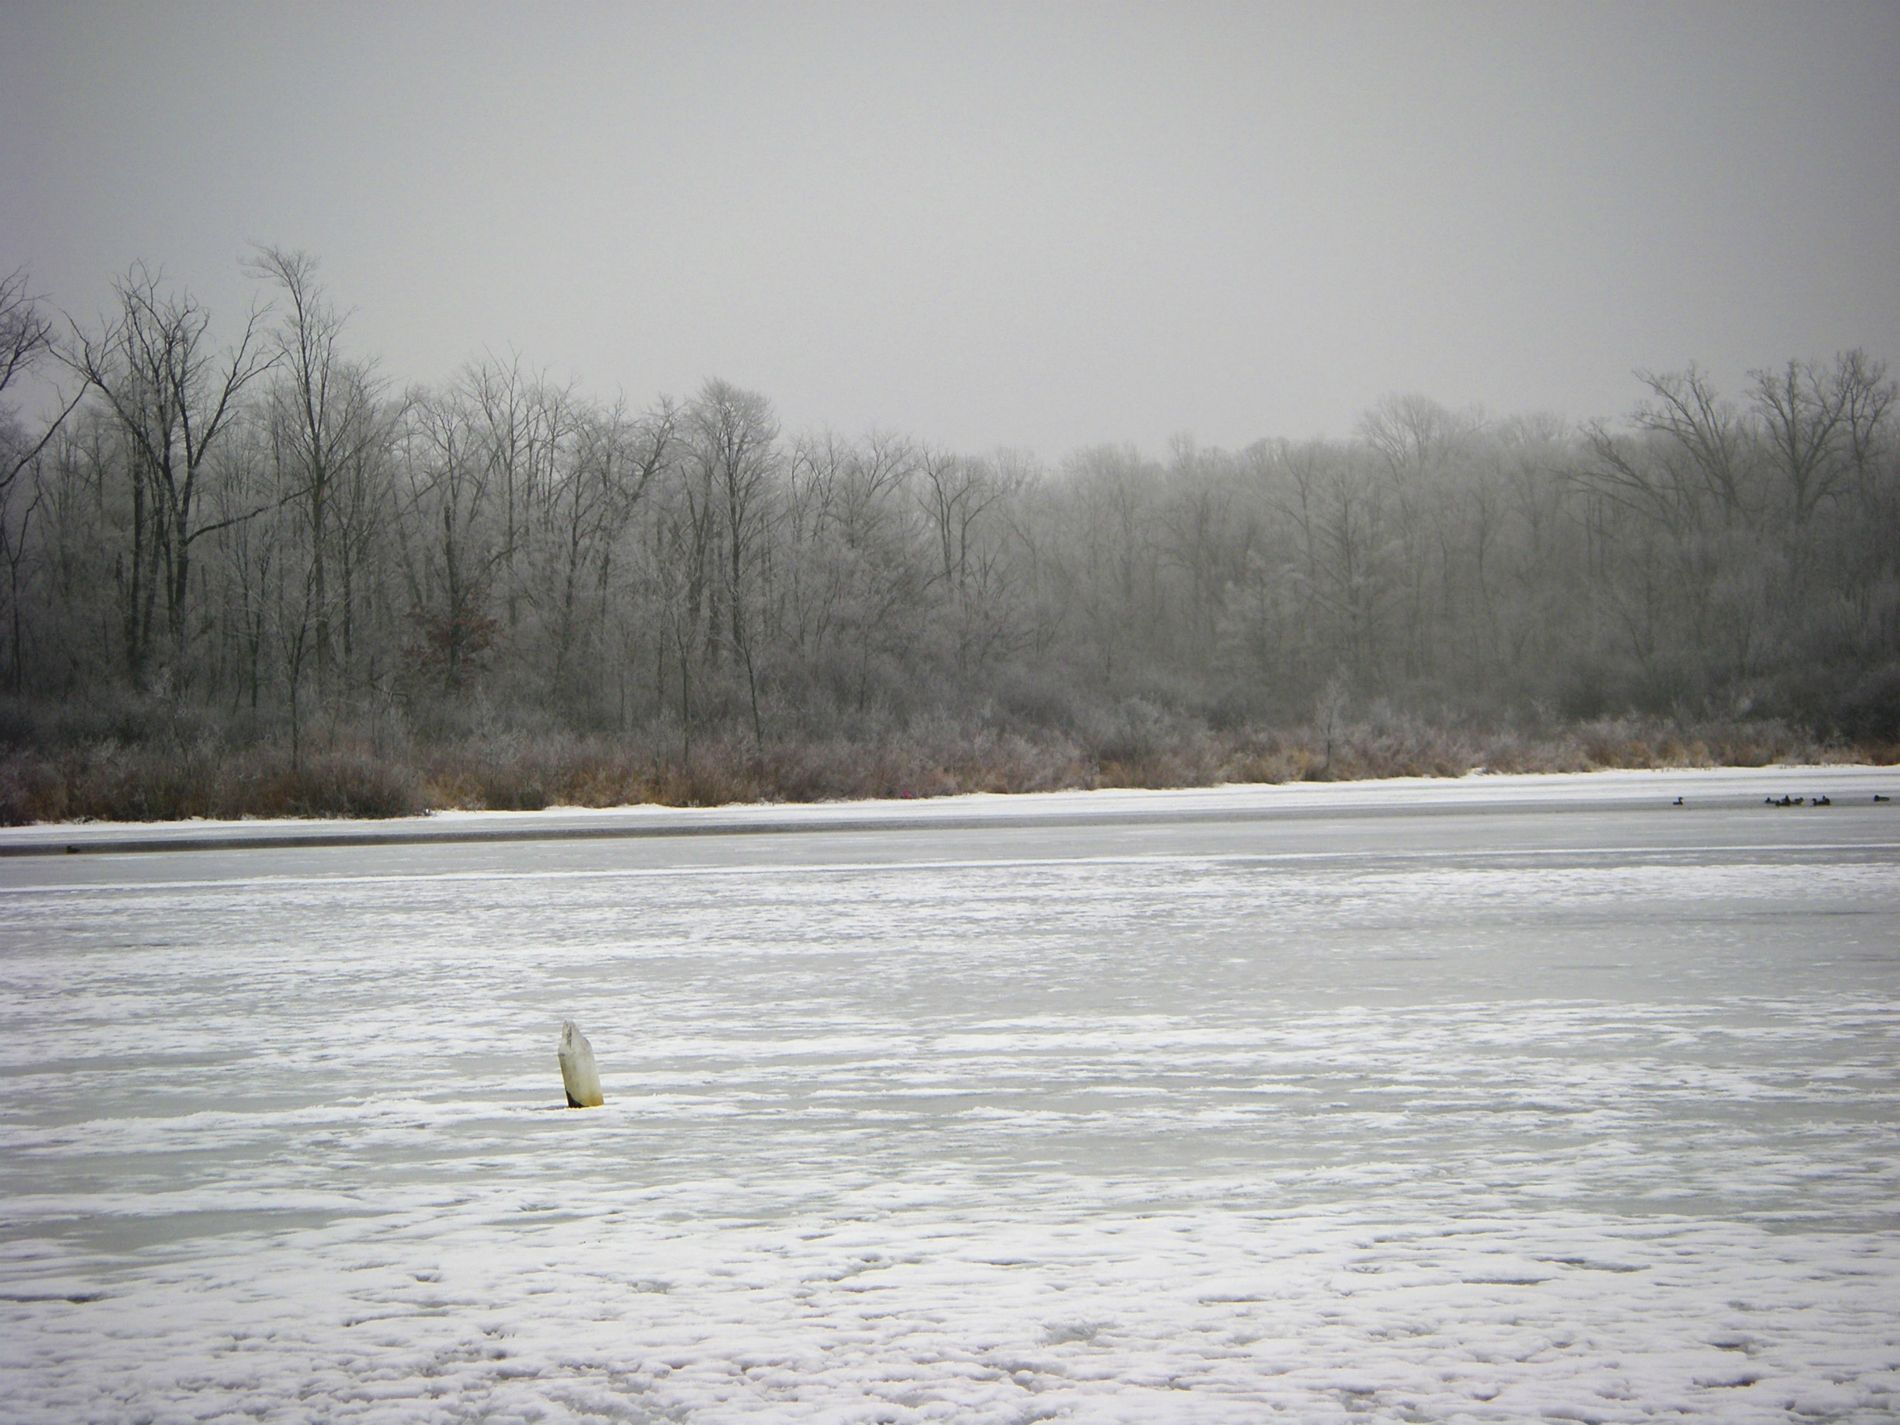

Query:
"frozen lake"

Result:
[[2, 769, 1897, 1423]]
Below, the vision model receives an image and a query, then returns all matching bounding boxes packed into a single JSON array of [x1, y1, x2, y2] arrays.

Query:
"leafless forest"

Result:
[[1, 255, 1895, 821]]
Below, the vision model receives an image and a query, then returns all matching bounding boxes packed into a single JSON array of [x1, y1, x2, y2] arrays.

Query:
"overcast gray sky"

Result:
[[4, 1, 1896, 458]]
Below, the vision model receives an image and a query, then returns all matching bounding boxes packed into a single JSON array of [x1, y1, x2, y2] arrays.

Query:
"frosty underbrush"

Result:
[[0, 697, 1876, 824]]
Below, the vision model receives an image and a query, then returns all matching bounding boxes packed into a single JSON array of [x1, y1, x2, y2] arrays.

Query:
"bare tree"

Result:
[[922, 447, 1037, 678], [544, 395, 673, 709], [0, 269, 56, 397], [1, 269, 88, 688], [1749, 351, 1895, 529], [396, 383, 508, 693], [687, 378, 779, 753], [61, 264, 277, 687], [1628, 364, 1757, 528], [2, 269, 84, 505], [249, 247, 395, 703], [1834, 350, 1896, 511], [1358, 392, 1477, 481]]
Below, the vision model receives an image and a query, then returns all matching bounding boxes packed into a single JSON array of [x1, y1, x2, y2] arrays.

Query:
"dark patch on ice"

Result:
[[1540, 1255, 1645, 1273], [0, 1050, 248, 1078], [0, 1290, 108, 1304]]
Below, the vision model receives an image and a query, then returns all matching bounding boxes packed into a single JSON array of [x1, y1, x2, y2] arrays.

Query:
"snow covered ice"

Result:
[[1, 768, 1897, 1422]]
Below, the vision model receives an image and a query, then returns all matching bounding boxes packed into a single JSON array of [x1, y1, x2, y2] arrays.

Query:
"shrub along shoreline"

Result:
[[0, 701, 1884, 827]]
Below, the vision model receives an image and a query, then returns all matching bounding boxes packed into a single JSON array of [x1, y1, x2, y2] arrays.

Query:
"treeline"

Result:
[[0, 253, 1895, 820]]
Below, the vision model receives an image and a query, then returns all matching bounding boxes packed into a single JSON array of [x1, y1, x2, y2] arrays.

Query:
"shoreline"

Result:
[[4, 764, 1892, 857]]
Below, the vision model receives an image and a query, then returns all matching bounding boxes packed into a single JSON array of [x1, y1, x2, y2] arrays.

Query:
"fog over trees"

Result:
[[1, 254, 1895, 819]]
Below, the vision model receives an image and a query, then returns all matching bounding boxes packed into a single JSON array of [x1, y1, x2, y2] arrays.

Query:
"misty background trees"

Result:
[[1, 253, 1895, 818]]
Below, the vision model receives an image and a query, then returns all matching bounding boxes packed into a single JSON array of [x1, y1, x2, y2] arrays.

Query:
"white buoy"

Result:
[[558, 1021, 604, 1108]]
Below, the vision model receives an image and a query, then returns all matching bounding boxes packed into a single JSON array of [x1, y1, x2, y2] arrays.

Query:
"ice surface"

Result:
[[1, 770, 1896, 1421]]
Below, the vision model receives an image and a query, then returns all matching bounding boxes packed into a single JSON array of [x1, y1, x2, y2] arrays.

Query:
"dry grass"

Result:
[[0, 702, 1880, 827], [0, 741, 425, 825]]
